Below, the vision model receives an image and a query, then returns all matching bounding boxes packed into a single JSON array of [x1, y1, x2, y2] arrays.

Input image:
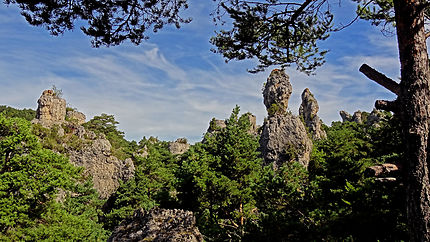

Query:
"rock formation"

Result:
[[108, 207, 203, 242], [66, 110, 86, 125], [299, 88, 326, 140], [32, 89, 135, 199], [33, 89, 66, 126], [168, 138, 190, 155], [340, 109, 389, 127], [260, 70, 312, 169], [207, 118, 226, 133], [263, 69, 292, 115], [67, 135, 135, 199]]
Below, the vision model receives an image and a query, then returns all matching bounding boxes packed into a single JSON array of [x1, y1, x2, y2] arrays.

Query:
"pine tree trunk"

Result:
[[394, 0, 430, 240]]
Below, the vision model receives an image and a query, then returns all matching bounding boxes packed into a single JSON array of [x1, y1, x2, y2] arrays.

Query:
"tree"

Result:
[[177, 106, 263, 240], [83, 113, 133, 159], [0, 115, 108, 240], [102, 139, 178, 231]]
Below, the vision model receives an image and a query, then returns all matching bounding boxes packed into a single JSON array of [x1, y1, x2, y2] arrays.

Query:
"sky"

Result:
[[0, 1, 400, 143]]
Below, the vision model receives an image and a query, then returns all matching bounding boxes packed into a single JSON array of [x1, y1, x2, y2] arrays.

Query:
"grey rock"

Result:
[[339, 110, 352, 122], [168, 138, 190, 155], [352, 111, 363, 123], [260, 114, 313, 169], [66, 110, 86, 125], [108, 207, 203, 242], [299, 88, 326, 140], [33, 89, 66, 127], [260, 70, 313, 169], [31, 89, 135, 199], [135, 146, 149, 159], [340, 109, 389, 127], [67, 138, 135, 199], [366, 109, 388, 127], [207, 118, 226, 133], [263, 69, 292, 116]]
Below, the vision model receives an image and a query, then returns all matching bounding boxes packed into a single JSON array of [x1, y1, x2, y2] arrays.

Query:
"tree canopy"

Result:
[[4, 0, 191, 47]]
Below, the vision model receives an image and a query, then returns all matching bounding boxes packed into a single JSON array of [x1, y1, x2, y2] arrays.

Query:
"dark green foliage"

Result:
[[102, 138, 178, 231], [306, 119, 407, 240], [211, 0, 333, 73], [178, 106, 263, 240], [247, 163, 310, 241], [0, 115, 108, 240], [83, 113, 133, 160], [0, 105, 36, 121], [4, 0, 191, 47]]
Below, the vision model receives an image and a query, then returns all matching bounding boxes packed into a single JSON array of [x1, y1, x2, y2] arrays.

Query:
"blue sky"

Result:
[[0, 1, 399, 143]]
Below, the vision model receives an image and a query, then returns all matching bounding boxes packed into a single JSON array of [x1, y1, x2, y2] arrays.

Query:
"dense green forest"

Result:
[[0, 105, 407, 241]]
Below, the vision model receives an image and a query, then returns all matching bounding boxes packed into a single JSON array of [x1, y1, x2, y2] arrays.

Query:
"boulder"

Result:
[[108, 207, 203, 242], [299, 88, 326, 140]]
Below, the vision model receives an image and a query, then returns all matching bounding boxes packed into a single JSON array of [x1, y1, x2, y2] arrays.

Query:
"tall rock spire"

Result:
[[260, 69, 312, 169], [299, 88, 326, 140]]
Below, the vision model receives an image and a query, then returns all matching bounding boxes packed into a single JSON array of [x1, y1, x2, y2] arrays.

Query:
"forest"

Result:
[[0, 102, 407, 241]]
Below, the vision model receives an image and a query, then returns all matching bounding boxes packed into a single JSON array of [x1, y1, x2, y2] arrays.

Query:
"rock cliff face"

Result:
[[299, 88, 326, 140], [168, 138, 190, 155], [260, 70, 312, 169], [108, 207, 203, 242], [33, 89, 135, 199], [33, 90, 66, 126], [67, 133, 135, 199]]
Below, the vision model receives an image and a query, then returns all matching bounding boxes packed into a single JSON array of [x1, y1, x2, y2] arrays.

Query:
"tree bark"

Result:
[[393, 0, 430, 240]]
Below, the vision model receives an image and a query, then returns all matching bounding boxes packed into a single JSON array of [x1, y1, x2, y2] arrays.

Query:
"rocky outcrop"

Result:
[[365, 109, 388, 127], [340, 109, 389, 127], [299, 88, 326, 140], [32, 89, 135, 199], [33, 89, 66, 126], [67, 135, 135, 199], [260, 115, 313, 168], [263, 69, 292, 116], [108, 207, 203, 242], [207, 118, 226, 133], [66, 110, 86, 125], [168, 138, 190, 155], [260, 69, 312, 169]]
